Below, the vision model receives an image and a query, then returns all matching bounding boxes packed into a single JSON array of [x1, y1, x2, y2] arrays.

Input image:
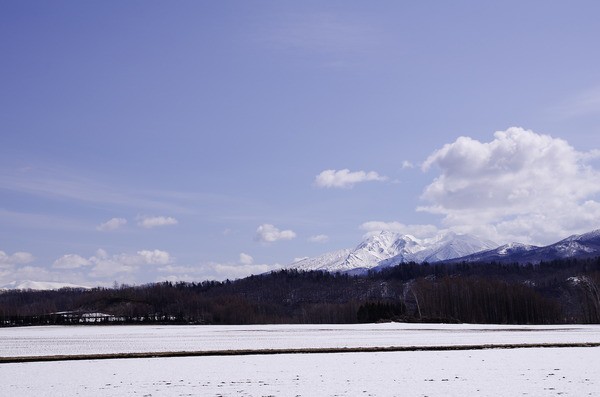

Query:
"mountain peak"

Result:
[[289, 231, 498, 273]]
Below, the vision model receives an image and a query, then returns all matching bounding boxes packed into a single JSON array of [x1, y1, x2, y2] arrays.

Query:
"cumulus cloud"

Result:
[[0, 251, 35, 266], [137, 249, 171, 265], [0, 251, 95, 288], [82, 248, 173, 277], [255, 224, 297, 243], [1, 248, 174, 286], [0, 265, 91, 288], [419, 127, 600, 244], [314, 169, 387, 188], [360, 221, 439, 238], [157, 265, 198, 275], [308, 234, 329, 243], [97, 217, 127, 231], [239, 253, 254, 265], [52, 254, 91, 269], [137, 215, 178, 229]]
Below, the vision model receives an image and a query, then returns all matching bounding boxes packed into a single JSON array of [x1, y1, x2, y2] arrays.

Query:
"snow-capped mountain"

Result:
[[291, 249, 352, 273], [405, 232, 498, 263], [289, 228, 600, 273], [445, 229, 600, 264], [1, 280, 91, 291], [516, 230, 600, 262], [288, 231, 498, 273]]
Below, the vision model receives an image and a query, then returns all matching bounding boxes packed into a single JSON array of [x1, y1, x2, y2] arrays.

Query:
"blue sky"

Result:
[[2, 1, 600, 286]]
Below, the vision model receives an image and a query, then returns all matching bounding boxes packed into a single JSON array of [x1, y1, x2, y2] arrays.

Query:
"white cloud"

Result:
[[137, 250, 171, 265], [157, 265, 198, 274], [0, 265, 91, 288], [85, 249, 173, 278], [314, 169, 387, 188], [255, 224, 297, 243], [97, 217, 127, 231], [239, 253, 254, 265], [1, 248, 174, 287], [402, 160, 415, 169], [0, 251, 35, 266], [8, 252, 35, 264], [95, 248, 109, 259], [137, 215, 178, 229], [87, 258, 132, 278], [210, 263, 279, 279], [308, 234, 329, 243], [158, 260, 282, 281], [419, 127, 600, 244], [52, 254, 90, 269], [360, 221, 439, 239]]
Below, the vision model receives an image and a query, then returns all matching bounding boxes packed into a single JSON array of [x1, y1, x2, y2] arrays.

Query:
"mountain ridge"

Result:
[[451, 229, 600, 264], [289, 229, 600, 273], [289, 230, 498, 274]]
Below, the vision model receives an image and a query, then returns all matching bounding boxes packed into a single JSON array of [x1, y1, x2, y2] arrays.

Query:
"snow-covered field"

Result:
[[2, 323, 600, 357], [1, 347, 599, 396], [1, 324, 599, 396]]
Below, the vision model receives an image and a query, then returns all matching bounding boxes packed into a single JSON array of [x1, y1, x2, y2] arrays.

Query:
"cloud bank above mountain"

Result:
[[419, 127, 600, 244]]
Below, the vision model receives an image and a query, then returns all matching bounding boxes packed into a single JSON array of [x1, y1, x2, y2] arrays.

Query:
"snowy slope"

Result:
[[530, 230, 600, 261], [413, 231, 497, 263], [289, 249, 351, 272], [448, 242, 539, 263], [343, 232, 424, 270]]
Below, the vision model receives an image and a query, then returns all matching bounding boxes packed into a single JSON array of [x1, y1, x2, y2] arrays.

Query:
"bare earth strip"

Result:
[[3, 342, 600, 364]]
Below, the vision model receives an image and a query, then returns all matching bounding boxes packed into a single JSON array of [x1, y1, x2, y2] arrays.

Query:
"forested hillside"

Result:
[[1, 258, 599, 326]]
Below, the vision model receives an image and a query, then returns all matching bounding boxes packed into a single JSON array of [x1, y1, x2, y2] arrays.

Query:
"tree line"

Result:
[[1, 257, 599, 326]]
